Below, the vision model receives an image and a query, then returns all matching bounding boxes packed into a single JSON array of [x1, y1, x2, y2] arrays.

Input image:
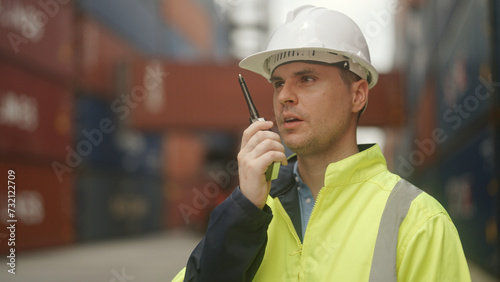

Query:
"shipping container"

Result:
[[435, 0, 492, 140], [130, 62, 274, 131], [75, 168, 163, 241], [162, 130, 236, 231], [359, 71, 405, 127], [75, 15, 139, 99], [395, 0, 494, 173], [164, 177, 219, 232], [0, 0, 74, 82], [0, 161, 75, 253], [130, 59, 168, 118], [162, 131, 207, 181], [398, 3, 434, 109], [75, 93, 162, 176], [440, 129, 498, 277], [395, 0, 499, 279], [0, 61, 73, 162], [413, 164, 444, 203], [399, 0, 463, 114], [118, 130, 163, 176], [75, 0, 198, 59], [394, 77, 439, 176]]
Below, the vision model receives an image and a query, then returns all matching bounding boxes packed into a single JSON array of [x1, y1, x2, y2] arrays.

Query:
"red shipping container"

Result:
[[0, 161, 74, 253], [0, 61, 73, 161], [162, 131, 208, 181], [413, 77, 439, 166], [75, 15, 139, 99], [359, 71, 405, 127], [130, 61, 275, 131], [0, 0, 74, 81]]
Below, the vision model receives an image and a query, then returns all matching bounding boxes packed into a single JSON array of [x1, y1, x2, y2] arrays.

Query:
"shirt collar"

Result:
[[293, 160, 302, 185]]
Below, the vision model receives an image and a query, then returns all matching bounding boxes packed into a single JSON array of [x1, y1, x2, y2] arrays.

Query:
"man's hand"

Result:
[[237, 121, 288, 209]]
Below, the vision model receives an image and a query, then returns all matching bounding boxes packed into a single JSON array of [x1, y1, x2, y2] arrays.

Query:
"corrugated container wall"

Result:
[[0, 0, 237, 252], [395, 0, 499, 277], [75, 0, 229, 61], [0, 0, 76, 250], [0, 0, 74, 82], [71, 0, 238, 234], [0, 162, 74, 252]]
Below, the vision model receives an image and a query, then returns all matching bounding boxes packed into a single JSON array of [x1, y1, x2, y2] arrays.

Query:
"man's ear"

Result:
[[351, 79, 369, 114]]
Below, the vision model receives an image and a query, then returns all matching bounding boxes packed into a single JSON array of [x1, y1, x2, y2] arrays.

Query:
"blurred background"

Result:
[[0, 0, 498, 281]]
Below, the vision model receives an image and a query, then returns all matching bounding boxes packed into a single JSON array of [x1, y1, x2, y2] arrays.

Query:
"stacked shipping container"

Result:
[[0, 0, 75, 252], [71, 13, 164, 241], [0, 0, 240, 252], [395, 0, 499, 277]]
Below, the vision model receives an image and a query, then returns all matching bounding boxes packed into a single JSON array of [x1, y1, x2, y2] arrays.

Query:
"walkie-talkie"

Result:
[[238, 74, 280, 181]]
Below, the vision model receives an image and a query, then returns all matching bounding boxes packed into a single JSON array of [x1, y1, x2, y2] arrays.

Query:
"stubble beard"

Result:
[[282, 131, 324, 157], [281, 124, 347, 159]]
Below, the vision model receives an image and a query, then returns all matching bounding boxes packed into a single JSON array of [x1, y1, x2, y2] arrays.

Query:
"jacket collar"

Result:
[[324, 144, 386, 188], [270, 144, 384, 197], [268, 143, 385, 242]]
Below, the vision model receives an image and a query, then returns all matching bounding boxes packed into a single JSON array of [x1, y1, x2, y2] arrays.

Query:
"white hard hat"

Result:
[[239, 5, 379, 89]]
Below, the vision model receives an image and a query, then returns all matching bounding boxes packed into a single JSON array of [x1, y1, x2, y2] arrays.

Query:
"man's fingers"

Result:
[[241, 120, 274, 148], [241, 149, 286, 177], [239, 139, 287, 175], [237, 121, 286, 209], [251, 138, 286, 160], [241, 129, 281, 155]]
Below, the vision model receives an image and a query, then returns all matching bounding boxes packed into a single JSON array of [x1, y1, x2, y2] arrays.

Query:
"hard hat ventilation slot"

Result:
[[268, 49, 370, 80], [274, 50, 308, 66], [274, 50, 312, 64]]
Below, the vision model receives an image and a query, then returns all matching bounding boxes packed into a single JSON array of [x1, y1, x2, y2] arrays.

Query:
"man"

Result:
[[173, 5, 470, 281]]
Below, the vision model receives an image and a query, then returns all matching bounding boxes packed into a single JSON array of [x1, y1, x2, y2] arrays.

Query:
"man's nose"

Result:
[[277, 82, 297, 105]]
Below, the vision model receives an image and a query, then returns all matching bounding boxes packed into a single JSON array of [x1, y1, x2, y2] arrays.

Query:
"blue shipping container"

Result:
[[435, 0, 492, 140], [440, 129, 498, 276], [76, 0, 200, 59], [75, 94, 162, 176], [76, 169, 163, 241]]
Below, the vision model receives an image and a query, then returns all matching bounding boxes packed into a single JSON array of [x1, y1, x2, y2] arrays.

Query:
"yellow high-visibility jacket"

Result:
[[173, 144, 471, 281]]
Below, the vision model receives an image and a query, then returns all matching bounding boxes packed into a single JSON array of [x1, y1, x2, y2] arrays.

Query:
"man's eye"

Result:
[[301, 76, 314, 83], [274, 81, 284, 88]]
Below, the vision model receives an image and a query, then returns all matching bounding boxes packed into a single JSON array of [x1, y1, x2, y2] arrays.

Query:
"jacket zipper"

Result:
[[275, 188, 326, 281], [302, 187, 326, 242]]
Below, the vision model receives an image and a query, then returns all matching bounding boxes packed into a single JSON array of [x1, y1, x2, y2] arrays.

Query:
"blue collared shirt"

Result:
[[293, 161, 316, 240]]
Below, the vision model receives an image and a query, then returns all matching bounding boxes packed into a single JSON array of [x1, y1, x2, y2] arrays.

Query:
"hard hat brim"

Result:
[[239, 47, 379, 89]]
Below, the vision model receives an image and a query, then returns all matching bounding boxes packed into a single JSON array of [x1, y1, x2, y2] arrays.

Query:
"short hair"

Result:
[[334, 65, 365, 122], [338, 67, 362, 87]]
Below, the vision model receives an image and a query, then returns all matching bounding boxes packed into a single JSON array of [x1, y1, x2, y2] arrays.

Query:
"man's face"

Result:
[[271, 62, 356, 156]]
